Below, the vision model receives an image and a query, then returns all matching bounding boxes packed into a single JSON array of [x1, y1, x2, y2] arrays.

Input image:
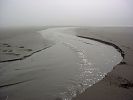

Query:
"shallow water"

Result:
[[0, 27, 122, 100]]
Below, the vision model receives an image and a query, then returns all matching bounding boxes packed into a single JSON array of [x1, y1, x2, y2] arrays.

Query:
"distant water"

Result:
[[0, 27, 122, 100]]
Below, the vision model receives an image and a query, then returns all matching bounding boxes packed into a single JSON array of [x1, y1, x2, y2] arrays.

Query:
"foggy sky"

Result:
[[0, 0, 133, 27]]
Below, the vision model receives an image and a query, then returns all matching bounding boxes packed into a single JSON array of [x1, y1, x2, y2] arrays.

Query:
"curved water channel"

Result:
[[0, 27, 122, 100]]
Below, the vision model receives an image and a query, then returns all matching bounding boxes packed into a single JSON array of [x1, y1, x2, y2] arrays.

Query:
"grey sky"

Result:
[[0, 0, 133, 27]]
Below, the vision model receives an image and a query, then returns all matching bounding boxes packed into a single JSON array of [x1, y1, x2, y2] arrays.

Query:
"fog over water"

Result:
[[0, 0, 133, 27]]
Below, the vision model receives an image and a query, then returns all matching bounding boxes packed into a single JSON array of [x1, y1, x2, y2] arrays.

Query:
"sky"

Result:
[[0, 0, 133, 27]]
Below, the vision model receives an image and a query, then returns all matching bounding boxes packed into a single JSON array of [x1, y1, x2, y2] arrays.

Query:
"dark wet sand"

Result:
[[73, 27, 133, 100], [0, 27, 133, 100], [0, 27, 54, 63]]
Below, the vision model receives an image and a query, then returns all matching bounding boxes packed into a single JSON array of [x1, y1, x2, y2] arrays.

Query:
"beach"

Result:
[[73, 27, 133, 100], [0, 27, 133, 100], [0, 27, 54, 63]]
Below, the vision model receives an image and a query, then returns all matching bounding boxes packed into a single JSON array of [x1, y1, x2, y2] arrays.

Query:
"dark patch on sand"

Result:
[[105, 74, 133, 89], [118, 61, 127, 65], [119, 82, 133, 89], [19, 46, 24, 48]]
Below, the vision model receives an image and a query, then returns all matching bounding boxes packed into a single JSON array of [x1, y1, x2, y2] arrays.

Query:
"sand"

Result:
[[0, 27, 133, 100], [0, 27, 54, 63], [73, 27, 133, 100]]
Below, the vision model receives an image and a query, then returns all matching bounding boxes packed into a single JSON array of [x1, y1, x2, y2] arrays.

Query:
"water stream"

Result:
[[0, 27, 122, 100]]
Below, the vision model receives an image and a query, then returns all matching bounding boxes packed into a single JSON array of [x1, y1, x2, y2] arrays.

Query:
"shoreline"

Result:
[[73, 27, 133, 100], [0, 27, 133, 100], [0, 45, 52, 63], [0, 28, 54, 63], [77, 35, 125, 58]]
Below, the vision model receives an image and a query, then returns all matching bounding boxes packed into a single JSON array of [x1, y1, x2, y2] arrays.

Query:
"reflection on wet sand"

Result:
[[0, 27, 122, 100]]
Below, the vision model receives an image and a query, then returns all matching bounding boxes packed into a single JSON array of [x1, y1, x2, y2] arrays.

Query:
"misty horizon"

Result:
[[0, 0, 133, 28]]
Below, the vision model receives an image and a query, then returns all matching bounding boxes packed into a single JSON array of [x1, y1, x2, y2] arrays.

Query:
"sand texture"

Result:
[[0, 27, 133, 100], [0, 27, 54, 63], [73, 27, 133, 100]]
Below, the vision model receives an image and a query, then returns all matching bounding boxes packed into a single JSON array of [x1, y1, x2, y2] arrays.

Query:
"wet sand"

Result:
[[0, 27, 53, 63], [73, 27, 133, 100], [0, 27, 132, 100]]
